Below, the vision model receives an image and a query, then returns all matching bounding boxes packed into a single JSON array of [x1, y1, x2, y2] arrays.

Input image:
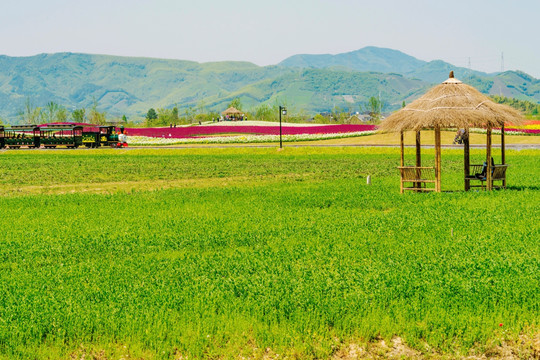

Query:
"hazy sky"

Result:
[[1, 0, 539, 77]]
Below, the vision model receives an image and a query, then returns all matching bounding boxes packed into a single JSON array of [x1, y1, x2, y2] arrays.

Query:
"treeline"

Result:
[[2, 98, 129, 126], [144, 104, 219, 127], [3, 92, 435, 128], [143, 99, 312, 126], [143, 97, 385, 127], [491, 95, 540, 115]]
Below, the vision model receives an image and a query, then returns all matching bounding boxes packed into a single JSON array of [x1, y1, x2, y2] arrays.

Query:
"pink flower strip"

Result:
[[126, 124, 378, 138]]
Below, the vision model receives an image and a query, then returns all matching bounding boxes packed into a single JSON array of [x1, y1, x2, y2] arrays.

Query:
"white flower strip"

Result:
[[127, 131, 376, 145], [199, 120, 328, 127], [469, 128, 538, 136]]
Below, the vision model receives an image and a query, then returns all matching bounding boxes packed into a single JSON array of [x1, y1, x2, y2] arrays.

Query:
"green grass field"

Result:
[[0, 147, 538, 359]]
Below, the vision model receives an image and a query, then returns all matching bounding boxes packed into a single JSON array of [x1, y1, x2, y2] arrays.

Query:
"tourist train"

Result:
[[0, 125, 128, 149]]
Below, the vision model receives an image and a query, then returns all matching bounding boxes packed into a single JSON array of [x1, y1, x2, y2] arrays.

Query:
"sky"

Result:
[[1, 0, 539, 77]]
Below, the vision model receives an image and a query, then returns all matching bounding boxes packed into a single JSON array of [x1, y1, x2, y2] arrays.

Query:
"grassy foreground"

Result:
[[0, 147, 538, 359]]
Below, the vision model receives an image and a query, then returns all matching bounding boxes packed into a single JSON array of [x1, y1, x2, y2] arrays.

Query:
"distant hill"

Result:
[[279, 46, 426, 74], [488, 71, 540, 99], [0, 48, 538, 123], [280, 47, 492, 84]]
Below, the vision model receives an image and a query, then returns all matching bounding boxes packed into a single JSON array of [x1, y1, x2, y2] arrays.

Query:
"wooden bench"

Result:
[[465, 164, 508, 189], [398, 166, 436, 193]]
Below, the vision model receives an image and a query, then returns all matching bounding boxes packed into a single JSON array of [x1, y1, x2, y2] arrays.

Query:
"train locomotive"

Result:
[[82, 125, 128, 148], [0, 125, 128, 149]]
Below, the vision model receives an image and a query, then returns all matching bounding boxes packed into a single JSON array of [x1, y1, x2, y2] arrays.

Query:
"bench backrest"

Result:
[[492, 165, 508, 180], [398, 166, 435, 181]]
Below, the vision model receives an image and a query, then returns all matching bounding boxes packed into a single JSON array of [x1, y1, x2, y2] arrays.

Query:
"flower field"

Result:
[[0, 147, 538, 359], [124, 123, 539, 145], [127, 130, 376, 145], [497, 119, 540, 134], [35, 123, 540, 147], [125, 124, 377, 138]]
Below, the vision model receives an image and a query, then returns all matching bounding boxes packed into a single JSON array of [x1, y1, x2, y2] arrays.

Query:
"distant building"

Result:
[[347, 114, 370, 123], [105, 118, 125, 126]]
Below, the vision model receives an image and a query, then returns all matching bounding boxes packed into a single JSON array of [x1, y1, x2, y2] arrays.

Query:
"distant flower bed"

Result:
[[515, 124, 540, 130], [125, 124, 377, 139], [472, 128, 540, 135], [127, 131, 377, 145]]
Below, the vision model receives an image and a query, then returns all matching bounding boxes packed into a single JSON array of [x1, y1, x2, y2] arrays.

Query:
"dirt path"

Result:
[[0, 173, 316, 196]]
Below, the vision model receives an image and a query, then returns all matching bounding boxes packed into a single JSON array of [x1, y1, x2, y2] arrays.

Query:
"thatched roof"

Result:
[[379, 71, 524, 132], [221, 107, 243, 115]]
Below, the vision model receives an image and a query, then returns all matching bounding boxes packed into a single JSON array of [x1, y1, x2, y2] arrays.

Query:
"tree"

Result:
[[171, 106, 179, 124], [157, 108, 172, 126], [228, 98, 243, 111], [289, 108, 310, 123], [87, 98, 107, 125], [72, 108, 86, 123], [254, 104, 275, 122], [43, 102, 59, 124], [313, 114, 329, 124], [184, 106, 195, 124], [122, 115, 128, 123], [490, 95, 540, 115], [56, 107, 68, 122], [364, 96, 384, 123], [146, 108, 158, 121], [42, 101, 68, 124], [331, 105, 348, 123], [197, 100, 206, 116], [18, 98, 42, 124]]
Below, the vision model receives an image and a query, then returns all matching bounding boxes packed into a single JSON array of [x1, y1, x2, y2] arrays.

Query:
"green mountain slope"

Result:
[[0, 49, 537, 123], [405, 60, 489, 83], [193, 69, 430, 114], [488, 71, 540, 100], [0, 53, 294, 120]]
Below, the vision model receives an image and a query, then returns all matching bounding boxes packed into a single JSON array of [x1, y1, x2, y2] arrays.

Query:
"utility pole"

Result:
[[501, 52, 504, 73], [279, 106, 287, 149]]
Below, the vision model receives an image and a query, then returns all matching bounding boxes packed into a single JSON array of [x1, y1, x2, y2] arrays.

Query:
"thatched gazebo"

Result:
[[379, 71, 523, 193], [221, 107, 244, 120]]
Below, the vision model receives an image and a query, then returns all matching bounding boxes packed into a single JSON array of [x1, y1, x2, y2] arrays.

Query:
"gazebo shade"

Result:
[[221, 107, 243, 116], [379, 72, 524, 133]]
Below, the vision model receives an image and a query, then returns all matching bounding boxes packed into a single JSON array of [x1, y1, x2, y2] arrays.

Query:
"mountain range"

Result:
[[0, 46, 538, 122]]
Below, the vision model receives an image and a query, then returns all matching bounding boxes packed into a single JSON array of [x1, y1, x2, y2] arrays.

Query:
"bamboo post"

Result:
[[486, 126, 492, 191], [400, 131, 404, 194], [415, 130, 421, 191], [464, 127, 470, 191], [435, 126, 442, 192], [501, 125, 506, 188], [400, 131, 404, 167]]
